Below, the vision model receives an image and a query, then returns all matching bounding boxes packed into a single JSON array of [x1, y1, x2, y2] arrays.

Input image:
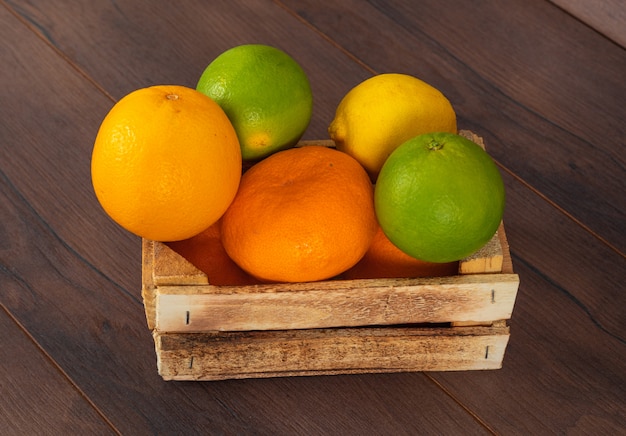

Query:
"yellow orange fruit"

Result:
[[329, 73, 456, 180], [221, 145, 378, 283], [343, 225, 459, 280], [91, 85, 241, 241], [166, 219, 261, 286]]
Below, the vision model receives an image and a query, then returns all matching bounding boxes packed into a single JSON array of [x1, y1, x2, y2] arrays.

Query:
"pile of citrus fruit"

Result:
[[91, 43, 505, 285]]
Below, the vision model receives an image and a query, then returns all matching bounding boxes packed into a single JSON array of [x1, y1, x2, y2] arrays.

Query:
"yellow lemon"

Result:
[[329, 73, 457, 180]]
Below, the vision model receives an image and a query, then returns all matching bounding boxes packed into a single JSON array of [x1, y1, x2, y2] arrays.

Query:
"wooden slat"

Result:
[[154, 274, 518, 332], [155, 323, 510, 381]]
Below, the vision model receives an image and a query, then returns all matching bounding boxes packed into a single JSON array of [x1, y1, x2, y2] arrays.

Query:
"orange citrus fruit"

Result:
[[329, 73, 456, 180], [343, 225, 459, 280], [166, 219, 261, 286], [91, 85, 241, 242], [196, 44, 313, 161], [221, 145, 378, 283], [375, 132, 505, 263]]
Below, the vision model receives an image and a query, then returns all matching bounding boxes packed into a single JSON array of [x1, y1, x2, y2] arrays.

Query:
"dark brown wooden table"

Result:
[[2, 1, 624, 434]]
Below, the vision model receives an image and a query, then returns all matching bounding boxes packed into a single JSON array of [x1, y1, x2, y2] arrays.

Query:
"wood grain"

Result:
[[1, 0, 625, 433], [283, 0, 626, 254], [0, 306, 117, 435], [0, 2, 506, 433], [426, 170, 626, 433], [430, 259, 626, 433], [154, 274, 518, 331], [550, 0, 626, 48], [156, 323, 510, 381]]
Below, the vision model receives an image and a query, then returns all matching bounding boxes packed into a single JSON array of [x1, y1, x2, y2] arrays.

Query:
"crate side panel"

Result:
[[459, 228, 504, 274], [154, 326, 509, 381], [141, 238, 157, 330], [497, 224, 514, 274], [153, 241, 209, 286], [155, 273, 519, 332]]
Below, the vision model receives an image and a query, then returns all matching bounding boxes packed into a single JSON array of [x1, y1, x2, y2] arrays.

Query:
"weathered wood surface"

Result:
[[2, 0, 625, 433], [156, 323, 510, 381], [154, 274, 518, 332]]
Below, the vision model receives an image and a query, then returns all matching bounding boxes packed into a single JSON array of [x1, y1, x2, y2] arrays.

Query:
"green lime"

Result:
[[374, 132, 505, 263], [196, 44, 313, 160]]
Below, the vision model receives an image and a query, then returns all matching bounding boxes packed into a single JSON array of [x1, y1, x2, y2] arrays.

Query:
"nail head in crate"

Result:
[[140, 131, 520, 381]]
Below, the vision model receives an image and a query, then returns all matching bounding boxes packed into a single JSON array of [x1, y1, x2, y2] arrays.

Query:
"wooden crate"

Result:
[[141, 223, 519, 381], [141, 131, 519, 381]]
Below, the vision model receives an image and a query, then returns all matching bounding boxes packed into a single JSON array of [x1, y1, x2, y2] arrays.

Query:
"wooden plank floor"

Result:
[[1, 0, 624, 434]]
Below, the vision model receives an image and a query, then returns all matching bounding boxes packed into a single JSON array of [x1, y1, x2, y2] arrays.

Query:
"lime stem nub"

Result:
[[428, 139, 443, 151]]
